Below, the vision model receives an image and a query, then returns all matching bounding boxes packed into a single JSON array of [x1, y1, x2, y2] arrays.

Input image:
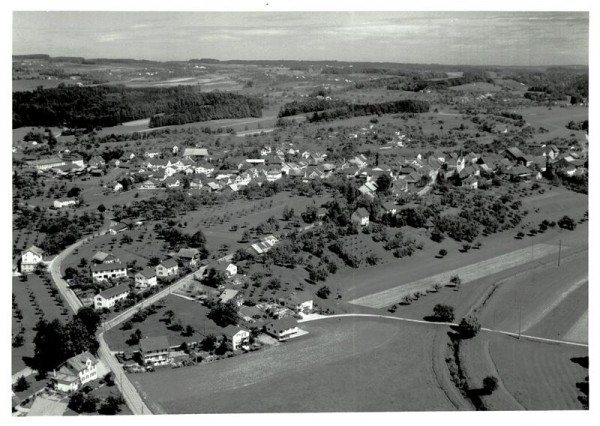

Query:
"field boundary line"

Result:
[[301, 314, 588, 348]]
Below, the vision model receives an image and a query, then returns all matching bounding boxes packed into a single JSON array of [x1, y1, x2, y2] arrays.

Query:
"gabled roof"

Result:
[[177, 248, 199, 259], [222, 325, 247, 338], [140, 335, 169, 353], [24, 245, 43, 256], [91, 262, 127, 273], [91, 251, 111, 262], [137, 268, 156, 279], [267, 316, 298, 330], [183, 148, 208, 157], [97, 284, 129, 299], [353, 207, 370, 218], [159, 258, 178, 268], [65, 351, 98, 372]]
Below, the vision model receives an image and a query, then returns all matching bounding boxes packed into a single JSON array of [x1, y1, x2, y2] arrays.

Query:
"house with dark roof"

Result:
[[52, 351, 99, 393], [351, 207, 370, 227], [177, 248, 200, 267], [93, 284, 130, 309], [503, 147, 527, 165], [286, 293, 314, 312], [91, 262, 127, 282], [264, 317, 299, 341], [222, 325, 250, 351], [156, 258, 179, 277], [135, 268, 158, 289], [139, 336, 170, 366]]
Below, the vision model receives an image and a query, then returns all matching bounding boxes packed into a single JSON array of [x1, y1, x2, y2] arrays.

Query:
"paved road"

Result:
[[300, 313, 588, 348], [49, 234, 207, 415]]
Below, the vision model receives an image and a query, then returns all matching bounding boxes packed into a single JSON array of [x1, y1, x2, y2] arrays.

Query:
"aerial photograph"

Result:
[[10, 6, 590, 419]]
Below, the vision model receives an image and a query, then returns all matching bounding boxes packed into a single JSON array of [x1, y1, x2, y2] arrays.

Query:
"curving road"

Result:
[[48, 233, 206, 415]]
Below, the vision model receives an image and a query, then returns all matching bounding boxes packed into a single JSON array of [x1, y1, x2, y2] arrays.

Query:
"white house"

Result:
[[209, 261, 237, 277], [21, 245, 44, 274], [222, 325, 250, 350], [93, 284, 130, 310], [139, 335, 170, 366], [156, 258, 179, 277], [91, 262, 127, 282], [287, 293, 314, 313], [135, 268, 158, 289], [53, 351, 99, 393], [351, 207, 370, 227], [264, 317, 299, 341], [53, 198, 78, 209], [219, 289, 244, 307]]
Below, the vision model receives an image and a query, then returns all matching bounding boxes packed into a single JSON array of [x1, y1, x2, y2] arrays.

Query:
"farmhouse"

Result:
[[286, 293, 314, 313], [264, 317, 299, 341], [381, 201, 397, 215], [21, 245, 44, 274], [156, 258, 179, 277], [351, 207, 370, 227], [53, 198, 78, 209], [250, 235, 279, 254], [109, 223, 129, 235], [503, 147, 528, 165], [139, 335, 170, 366], [91, 262, 127, 282], [52, 351, 99, 393], [27, 156, 65, 171], [209, 261, 237, 277], [177, 248, 200, 267], [182, 148, 209, 160], [135, 268, 158, 289], [91, 251, 120, 264], [93, 284, 130, 310], [222, 325, 250, 351], [88, 155, 105, 168]]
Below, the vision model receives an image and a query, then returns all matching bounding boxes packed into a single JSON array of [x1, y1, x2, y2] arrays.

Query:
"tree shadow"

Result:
[[423, 315, 450, 323], [571, 356, 588, 369]]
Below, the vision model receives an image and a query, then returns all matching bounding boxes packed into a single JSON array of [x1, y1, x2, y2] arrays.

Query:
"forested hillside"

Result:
[[13, 85, 263, 129]]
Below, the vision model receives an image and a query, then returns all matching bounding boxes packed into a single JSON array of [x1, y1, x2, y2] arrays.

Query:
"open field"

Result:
[[519, 105, 588, 143], [487, 333, 587, 410], [448, 82, 502, 92], [131, 317, 455, 413], [103, 295, 226, 352], [349, 243, 561, 308], [477, 249, 587, 340], [12, 275, 70, 374]]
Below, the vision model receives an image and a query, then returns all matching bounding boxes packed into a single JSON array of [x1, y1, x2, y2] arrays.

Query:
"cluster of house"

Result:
[[91, 248, 200, 310]]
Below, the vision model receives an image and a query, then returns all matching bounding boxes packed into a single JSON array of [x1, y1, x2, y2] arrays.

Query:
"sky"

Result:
[[12, 11, 589, 66]]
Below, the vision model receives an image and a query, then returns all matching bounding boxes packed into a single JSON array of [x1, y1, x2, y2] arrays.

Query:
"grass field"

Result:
[[487, 333, 588, 410], [12, 275, 70, 374], [103, 295, 227, 351], [477, 249, 587, 340], [349, 243, 561, 309], [131, 317, 455, 413]]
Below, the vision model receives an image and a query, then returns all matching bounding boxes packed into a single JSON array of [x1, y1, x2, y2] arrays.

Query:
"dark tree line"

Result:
[[308, 99, 430, 122], [13, 85, 263, 129]]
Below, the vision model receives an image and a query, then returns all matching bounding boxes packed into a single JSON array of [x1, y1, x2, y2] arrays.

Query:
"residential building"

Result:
[[91, 262, 127, 282], [351, 207, 370, 227], [20, 245, 44, 274], [135, 268, 158, 289], [27, 156, 65, 171], [219, 289, 244, 307], [139, 336, 170, 366], [182, 148, 209, 159], [286, 293, 314, 313], [264, 317, 299, 341], [177, 248, 200, 267], [91, 251, 120, 264], [53, 198, 78, 209], [156, 258, 179, 277], [222, 326, 250, 351], [93, 285, 130, 310], [53, 351, 99, 393]]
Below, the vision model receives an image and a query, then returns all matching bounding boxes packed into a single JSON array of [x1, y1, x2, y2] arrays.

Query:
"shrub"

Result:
[[558, 215, 576, 230], [316, 286, 331, 299], [439, 249, 447, 257], [432, 304, 455, 322], [458, 315, 481, 338], [482, 376, 499, 394]]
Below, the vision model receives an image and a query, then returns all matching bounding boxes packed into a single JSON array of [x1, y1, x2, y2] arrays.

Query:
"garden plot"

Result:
[[349, 243, 561, 309]]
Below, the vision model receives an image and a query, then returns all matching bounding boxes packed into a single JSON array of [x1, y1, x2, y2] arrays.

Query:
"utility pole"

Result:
[[558, 239, 562, 267], [518, 303, 522, 340]]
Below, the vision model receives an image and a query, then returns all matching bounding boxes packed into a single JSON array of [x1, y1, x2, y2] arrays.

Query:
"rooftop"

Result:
[[140, 335, 169, 353], [97, 284, 130, 299]]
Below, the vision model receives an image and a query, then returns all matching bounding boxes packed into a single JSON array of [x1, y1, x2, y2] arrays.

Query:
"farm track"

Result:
[[349, 243, 562, 308]]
